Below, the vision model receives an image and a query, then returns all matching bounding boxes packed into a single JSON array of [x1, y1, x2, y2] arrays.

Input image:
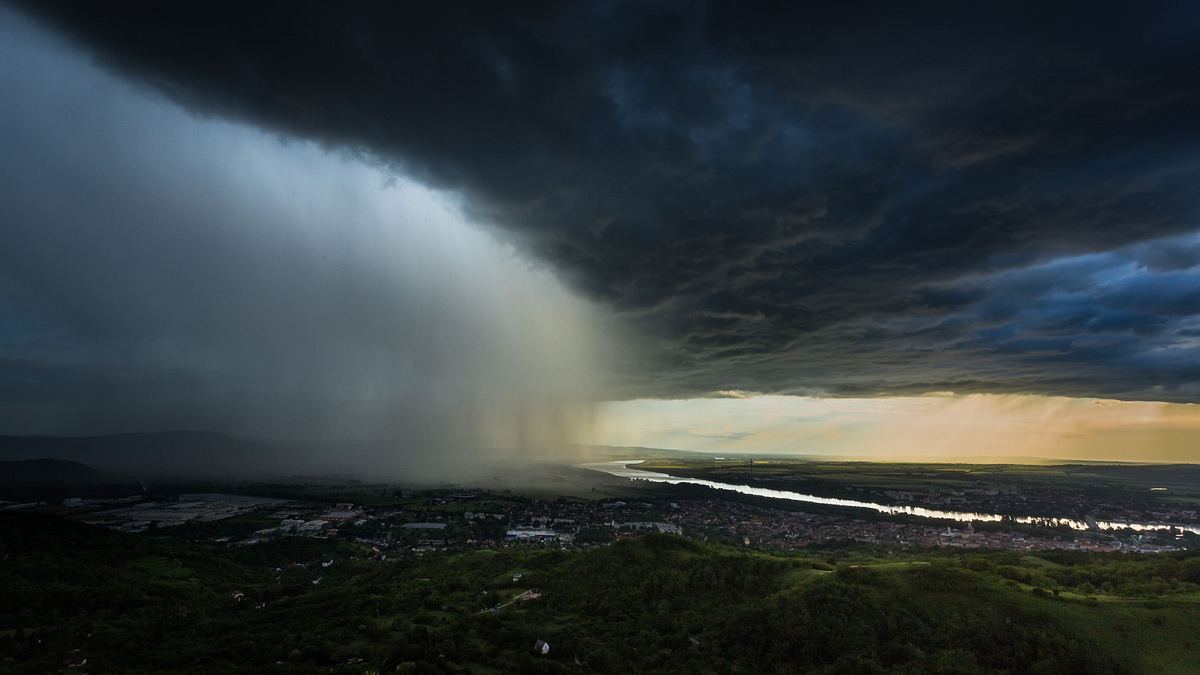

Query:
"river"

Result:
[[582, 460, 1200, 535]]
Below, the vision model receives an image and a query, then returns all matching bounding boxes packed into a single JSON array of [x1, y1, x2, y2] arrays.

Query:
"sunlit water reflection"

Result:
[[583, 460, 1200, 535]]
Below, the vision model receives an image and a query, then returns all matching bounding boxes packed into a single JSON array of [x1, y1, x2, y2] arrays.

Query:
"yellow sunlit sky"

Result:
[[596, 394, 1200, 463]]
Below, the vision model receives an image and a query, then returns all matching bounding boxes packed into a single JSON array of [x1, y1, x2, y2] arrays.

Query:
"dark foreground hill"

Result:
[[3, 513, 1200, 673]]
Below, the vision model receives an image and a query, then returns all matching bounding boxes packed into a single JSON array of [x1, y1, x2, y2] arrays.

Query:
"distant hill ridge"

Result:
[[0, 458, 102, 485], [0, 430, 274, 477]]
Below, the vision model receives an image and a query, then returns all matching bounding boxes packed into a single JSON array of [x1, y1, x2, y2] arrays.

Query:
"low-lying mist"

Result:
[[0, 9, 613, 480]]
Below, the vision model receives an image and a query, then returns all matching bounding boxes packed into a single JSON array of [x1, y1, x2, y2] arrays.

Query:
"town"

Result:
[[11, 480, 1192, 557]]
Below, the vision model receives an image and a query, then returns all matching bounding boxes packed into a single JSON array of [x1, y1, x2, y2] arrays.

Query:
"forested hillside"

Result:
[[3, 513, 1200, 674]]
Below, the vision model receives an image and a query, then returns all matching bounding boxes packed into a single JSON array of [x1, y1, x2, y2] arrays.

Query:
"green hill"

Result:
[[2, 513, 1198, 673]]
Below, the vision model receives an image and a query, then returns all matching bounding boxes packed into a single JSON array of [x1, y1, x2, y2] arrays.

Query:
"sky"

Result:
[[0, 6, 607, 460], [2, 2, 1199, 464], [599, 394, 1200, 463]]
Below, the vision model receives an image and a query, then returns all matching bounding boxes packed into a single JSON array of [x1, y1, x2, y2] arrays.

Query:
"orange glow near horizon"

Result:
[[596, 394, 1200, 463]]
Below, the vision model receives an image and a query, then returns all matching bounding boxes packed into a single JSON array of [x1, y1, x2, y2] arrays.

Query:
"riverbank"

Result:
[[582, 460, 1200, 536]]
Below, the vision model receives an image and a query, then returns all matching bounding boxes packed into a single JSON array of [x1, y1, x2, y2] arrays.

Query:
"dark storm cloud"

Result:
[[0, 7, 604, 455], [11, 0, 1200, 402]]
